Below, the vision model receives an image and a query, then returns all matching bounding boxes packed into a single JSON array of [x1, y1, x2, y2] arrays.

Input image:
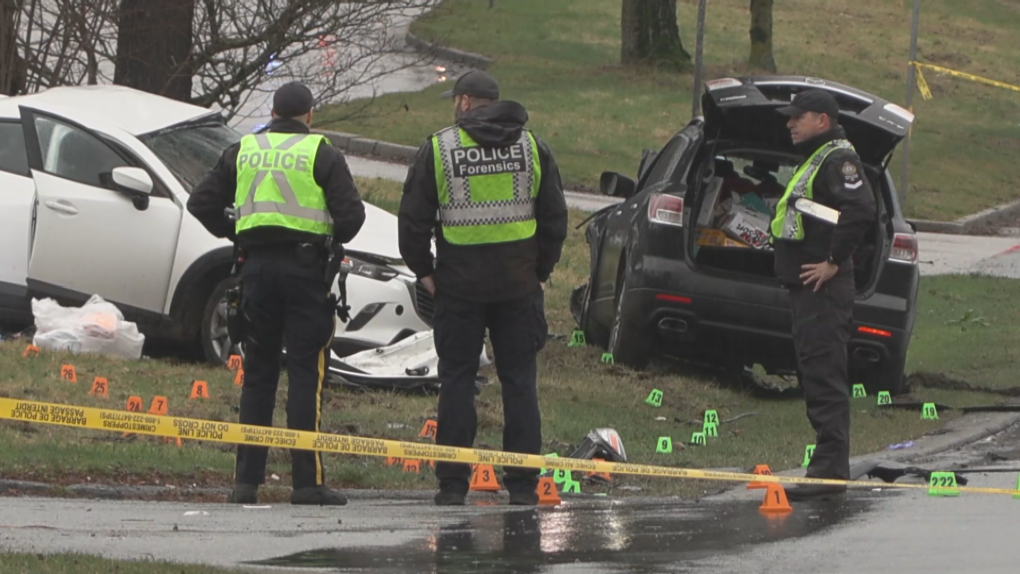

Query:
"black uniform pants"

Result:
[[432, 289, 548, 496], [235, 252, 336, 490], [789, 270, 855, 481]]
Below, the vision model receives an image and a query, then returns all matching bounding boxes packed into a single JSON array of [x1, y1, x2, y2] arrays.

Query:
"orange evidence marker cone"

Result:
[[60, 364, 77, 383], [234, 368, 245, 387], [384, 457, 403, 466], [537, 477, 561, 505], [190, 380, 210, 399], [418, 419, 438, 440], [402, 459, 421, 473], [89, 377, 109, 398], [123, 396, 143, 438], [148, 396, 168, 415], [227, 355, 242, 371], [759, 483, 793, 514], [22, 344, 40, 358], [469, 464, 501, 492], [747, 464, 773, 490]]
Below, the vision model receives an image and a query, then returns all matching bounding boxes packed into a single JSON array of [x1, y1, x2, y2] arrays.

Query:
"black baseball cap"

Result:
[[273, 82, 315, 118], [776, 89, 840, 119], [440, 70, 500, 100]]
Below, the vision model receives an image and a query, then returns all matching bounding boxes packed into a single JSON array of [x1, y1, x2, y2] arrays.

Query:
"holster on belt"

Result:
[[226, 245, 246, 345]]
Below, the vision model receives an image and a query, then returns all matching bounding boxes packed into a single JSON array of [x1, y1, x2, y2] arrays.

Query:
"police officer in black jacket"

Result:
[[398, 71, 568, 506], [187, 82, 366, 506], [769, 89, 877, 501]]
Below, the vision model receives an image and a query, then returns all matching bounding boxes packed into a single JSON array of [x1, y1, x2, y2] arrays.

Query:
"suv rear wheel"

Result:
[[200, 277, 243, 366]]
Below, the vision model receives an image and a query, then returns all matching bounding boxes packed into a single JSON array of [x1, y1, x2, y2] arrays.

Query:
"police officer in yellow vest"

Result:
[[770, 89, 877, 501], [398, 71, 568, 506], [187, 82, 366, 506]]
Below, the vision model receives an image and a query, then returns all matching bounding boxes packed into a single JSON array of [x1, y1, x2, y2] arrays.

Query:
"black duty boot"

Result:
[[434, 490, 467, 506], [228, 484, 259, 504], [508, 490, 538, 506], [785, 483, 847, 501], [291, 486, 348, 506]]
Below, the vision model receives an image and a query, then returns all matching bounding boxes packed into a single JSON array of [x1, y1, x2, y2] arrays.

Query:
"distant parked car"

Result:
[[0, 85, 433, 365], [571, 76, 920, 395]]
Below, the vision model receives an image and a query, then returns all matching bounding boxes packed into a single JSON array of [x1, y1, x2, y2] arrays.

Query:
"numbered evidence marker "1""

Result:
[[656, 436, 673, 453], [852, 384, 867, 398], [928, 471, 960, 497], [922, 402, 939, 420], [802, 444, 816, 468]]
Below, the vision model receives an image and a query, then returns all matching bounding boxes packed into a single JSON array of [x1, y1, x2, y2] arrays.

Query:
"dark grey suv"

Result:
[[570, 76, 920, 395]]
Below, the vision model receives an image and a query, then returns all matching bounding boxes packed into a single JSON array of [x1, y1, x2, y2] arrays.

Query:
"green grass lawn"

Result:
[[0, 553, 250, 574], [0, 178, 1016, 501], [315, 0, 1020, 222]]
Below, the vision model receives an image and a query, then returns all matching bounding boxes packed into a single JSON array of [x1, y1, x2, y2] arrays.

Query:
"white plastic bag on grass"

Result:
[[31, 294, 145, 360]]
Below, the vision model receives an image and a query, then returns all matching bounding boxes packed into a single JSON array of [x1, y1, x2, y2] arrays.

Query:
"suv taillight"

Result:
[[648, 194, 684, 227], [889, 233, 918, 264]]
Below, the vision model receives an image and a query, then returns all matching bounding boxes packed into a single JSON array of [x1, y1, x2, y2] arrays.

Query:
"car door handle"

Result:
[[44, 200, 78, 215]]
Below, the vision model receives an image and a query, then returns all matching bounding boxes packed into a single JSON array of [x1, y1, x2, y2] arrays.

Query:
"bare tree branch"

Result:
[[11, 0, 441, 127]]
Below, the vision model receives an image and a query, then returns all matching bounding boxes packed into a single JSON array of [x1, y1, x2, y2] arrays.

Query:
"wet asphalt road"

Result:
[[3, 422, 1020, 574]]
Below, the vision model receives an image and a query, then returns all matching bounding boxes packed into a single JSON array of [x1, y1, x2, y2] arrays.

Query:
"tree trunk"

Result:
[[0, 0, 25, 96], [748, 0, 777, 72], [114, 0, 195, 101], [621, 0, 691, 71]]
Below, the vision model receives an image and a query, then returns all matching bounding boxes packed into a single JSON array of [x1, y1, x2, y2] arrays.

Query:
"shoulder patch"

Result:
[[840, 160, 862, 188]]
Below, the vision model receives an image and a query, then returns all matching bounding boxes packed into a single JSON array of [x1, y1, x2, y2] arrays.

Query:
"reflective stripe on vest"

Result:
[[234, 133, 333, 236], [431, 126, 541, 245], [769, 139, 855, 242]]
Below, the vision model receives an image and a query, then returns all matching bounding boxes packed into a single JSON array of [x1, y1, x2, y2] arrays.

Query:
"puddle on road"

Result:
[[248, 497, 875, 573]]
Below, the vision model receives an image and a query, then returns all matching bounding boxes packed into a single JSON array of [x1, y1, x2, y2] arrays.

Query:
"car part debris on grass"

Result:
[[323, 330, 490, 393]]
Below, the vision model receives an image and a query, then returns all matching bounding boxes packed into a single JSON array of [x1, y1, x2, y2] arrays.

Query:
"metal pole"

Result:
[[692, 0, 707, 118], [899, 0, 921, 210]]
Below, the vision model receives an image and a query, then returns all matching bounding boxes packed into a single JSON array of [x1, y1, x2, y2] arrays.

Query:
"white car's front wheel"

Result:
[[200, 277, 243, 366]]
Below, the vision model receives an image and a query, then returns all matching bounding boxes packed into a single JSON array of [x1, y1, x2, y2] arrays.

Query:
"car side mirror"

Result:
[[111, 167, 153, 196], [600, 171, 637, 199]]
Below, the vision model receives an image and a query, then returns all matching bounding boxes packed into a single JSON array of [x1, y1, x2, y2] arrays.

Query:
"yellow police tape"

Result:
[[911, 61, 1020, 101], [2, 397, 1018, 497]]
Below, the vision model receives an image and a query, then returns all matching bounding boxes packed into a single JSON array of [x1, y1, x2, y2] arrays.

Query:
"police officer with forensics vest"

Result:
[[187, 82, 366, 506], [398, 71, 568, 506], [769, 89, 877, 501]]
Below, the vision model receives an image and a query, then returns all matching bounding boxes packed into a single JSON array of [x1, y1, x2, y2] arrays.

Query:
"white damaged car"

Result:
[[0, 85, 433, 365]]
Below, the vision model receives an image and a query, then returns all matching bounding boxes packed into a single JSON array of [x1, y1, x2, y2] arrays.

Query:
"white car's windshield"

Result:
[[139, 118, 242, 192]]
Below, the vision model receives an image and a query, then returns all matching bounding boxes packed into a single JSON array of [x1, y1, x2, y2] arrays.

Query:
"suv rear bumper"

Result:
[[626, 276, 913, 374]]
